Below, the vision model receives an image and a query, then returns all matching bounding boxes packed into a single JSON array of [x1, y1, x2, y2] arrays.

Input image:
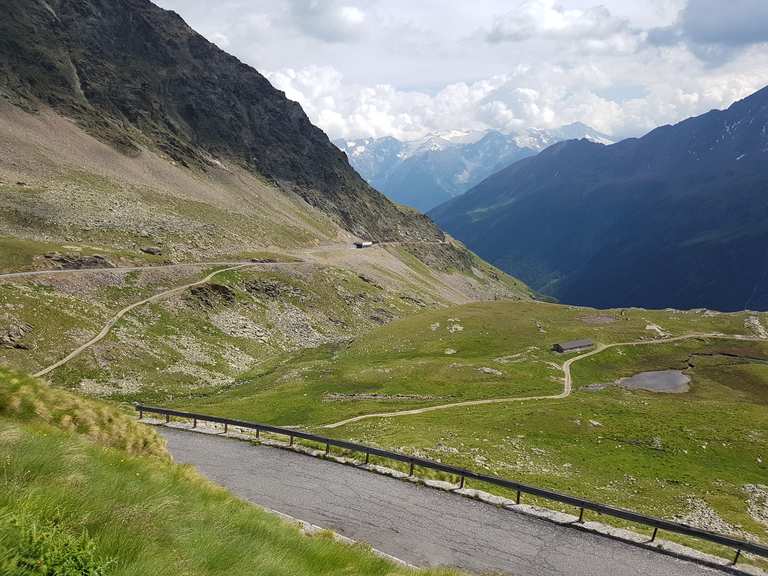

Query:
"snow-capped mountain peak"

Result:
[[334, 123, 613, 212]]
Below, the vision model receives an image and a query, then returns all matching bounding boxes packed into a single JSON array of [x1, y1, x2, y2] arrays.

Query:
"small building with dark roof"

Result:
[[552, 339, 594, 353]]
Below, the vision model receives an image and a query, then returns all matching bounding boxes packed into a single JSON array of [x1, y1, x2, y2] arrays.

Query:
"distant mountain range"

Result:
[[335, 124, 613, 212], [430, 85, 768, 312]]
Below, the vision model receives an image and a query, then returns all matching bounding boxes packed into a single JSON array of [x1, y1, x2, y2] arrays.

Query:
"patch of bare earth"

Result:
[[674, 497, 750, 539], [745, 316, 768, 339], [323, 393, 443, 402], [744, 485, 768, 528], [0, 313, 32, 349], [210, 308, 269, 342], [79, 376, 142, 397]]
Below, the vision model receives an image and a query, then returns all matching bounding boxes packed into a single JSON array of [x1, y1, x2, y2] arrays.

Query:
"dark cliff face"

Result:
[[0, 0, 442, 242], [431, 86, 768, 312]]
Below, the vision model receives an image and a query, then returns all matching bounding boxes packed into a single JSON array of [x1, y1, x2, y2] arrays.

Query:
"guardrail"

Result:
[[135, 403, 768, 565]]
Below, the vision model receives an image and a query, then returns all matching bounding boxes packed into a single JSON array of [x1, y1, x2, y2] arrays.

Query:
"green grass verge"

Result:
[[0, 368, 459, 576]]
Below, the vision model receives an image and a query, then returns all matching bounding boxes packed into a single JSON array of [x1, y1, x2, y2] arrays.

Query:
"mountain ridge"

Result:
[[430, 85, 768, 312], [0, 0, 440, 242]]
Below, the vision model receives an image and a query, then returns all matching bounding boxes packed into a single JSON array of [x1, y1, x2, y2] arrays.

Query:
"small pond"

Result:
[[616, 370, 690, 393]]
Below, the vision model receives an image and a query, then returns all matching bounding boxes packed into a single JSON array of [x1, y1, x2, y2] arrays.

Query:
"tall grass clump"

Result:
[[0, 511, 114, 575], [0, 368, 165, 457]]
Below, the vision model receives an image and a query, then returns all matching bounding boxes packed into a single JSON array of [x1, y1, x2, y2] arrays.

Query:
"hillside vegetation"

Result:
[[168, 301, 768, 564], [0, 368, 459, 576], [0, 257, 529, 400], [172, 301, 763, 424], [1, 0, 766, 572]]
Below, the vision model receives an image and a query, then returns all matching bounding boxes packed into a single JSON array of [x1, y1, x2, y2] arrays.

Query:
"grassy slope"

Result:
[[0, 368, 458, 576], [0, 100, 342, 271], [167, 301, 768, 566], [171, 301, 758, 425], [1, 265, 438, 399]]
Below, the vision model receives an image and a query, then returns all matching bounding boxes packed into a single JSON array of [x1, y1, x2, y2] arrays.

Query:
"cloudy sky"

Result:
[[155, 0, 768, 141]]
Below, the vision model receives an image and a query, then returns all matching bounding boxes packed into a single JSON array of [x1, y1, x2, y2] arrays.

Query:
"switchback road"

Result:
[[161, 427, 717, 576]]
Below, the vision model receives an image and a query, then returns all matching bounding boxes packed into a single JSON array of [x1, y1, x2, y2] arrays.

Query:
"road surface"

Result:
[[161, 427, 716, 576]]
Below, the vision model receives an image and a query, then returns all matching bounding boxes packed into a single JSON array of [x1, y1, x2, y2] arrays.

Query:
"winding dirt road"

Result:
[[0, 261, 260, 281], [32, 264, 254, 378], [320, 332, 765, 429]]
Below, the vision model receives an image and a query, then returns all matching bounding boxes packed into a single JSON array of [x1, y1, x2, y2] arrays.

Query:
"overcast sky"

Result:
[[155, 0, 768, 141]]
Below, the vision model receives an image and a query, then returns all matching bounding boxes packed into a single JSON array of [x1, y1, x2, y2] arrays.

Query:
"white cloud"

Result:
[[649, 0, 768, 63], [156, 0, 768, 142], [286, 0, 368, 43], [485, 0, 632, 43], [268, 51, 768, 140]]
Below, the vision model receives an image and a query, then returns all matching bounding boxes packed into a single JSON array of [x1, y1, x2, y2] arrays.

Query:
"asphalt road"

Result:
[[161, 428, 716, 576]]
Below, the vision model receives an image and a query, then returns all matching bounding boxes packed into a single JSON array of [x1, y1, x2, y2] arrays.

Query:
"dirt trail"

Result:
[[320, 332, 766, 429], [19, 240, 502, 380], [0, 261, 257, 280], [32, 264, 254, 378]]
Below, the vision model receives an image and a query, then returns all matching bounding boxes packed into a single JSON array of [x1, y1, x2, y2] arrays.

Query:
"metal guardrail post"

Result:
[[459, 476, 465, 489], [224, 423, 228, 434], [409, 460, 414, 476], [192, 417, 197, 428], [364, 450, 370, 465], [578, 507, 585, 523], [516, 490, 521, 505], [289, 433, 294, 446], [325, 442, 330, 456], [733, 549, 741, 565], [650, 527, 658, 542]]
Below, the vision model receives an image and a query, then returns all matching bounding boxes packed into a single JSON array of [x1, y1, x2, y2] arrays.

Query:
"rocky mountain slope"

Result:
[[0, 0, 533, 404], [0, 0, 439, 242], [336, 124, 612, 212], [431, 85, 768, 312]]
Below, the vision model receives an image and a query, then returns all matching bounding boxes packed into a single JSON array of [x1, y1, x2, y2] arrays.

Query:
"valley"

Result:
[[336, 124, 613, 213], [1, 0, 767, 574], [3, 249, 766, 567], [430, 86, 768, 312], [155, 299, 768, 566]]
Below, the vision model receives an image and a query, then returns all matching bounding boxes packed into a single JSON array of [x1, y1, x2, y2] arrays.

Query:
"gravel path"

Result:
[[0, 261, 254, 280], [32, 264, 254, 377], [161, 427, 717, 576], [321, 332, 766, 429]]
